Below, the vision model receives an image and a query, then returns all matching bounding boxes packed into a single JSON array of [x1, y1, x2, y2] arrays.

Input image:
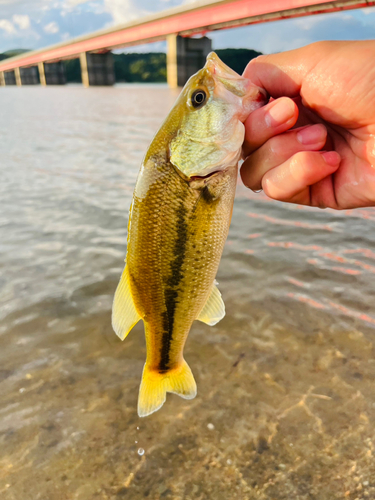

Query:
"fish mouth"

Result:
[[205, 52, 243, 80], [204, 52, 268, 108]]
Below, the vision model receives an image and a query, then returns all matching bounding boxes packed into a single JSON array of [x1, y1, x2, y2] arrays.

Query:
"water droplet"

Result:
[[207, 423, 214, 430], [138, 448, 145, 456], [19, 388, 25, 393]]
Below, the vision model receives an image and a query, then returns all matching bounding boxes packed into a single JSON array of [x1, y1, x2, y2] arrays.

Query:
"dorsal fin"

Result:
[[197, 282, 225, 326], [112, 265, 141, 340]]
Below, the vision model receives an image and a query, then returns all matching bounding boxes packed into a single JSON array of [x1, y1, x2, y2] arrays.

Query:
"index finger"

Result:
[[243, 97, 298, 156], [243, 43, 325, 98]]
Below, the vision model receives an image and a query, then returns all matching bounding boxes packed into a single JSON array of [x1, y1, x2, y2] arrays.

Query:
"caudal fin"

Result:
[[138, 360, 197, 417]]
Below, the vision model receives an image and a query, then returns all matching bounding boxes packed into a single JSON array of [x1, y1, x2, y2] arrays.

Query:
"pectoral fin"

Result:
[[112, 265, 141, 340], [197, 282, 225, 326]]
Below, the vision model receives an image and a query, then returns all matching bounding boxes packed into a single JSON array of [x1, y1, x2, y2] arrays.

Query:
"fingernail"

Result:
[[297, 124, 326, 145], [322, 151, 341, 166], [265, 98, 295, 127]]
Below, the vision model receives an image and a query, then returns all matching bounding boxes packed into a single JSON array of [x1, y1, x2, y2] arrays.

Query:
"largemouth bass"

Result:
[[112, 53, 267, 417]]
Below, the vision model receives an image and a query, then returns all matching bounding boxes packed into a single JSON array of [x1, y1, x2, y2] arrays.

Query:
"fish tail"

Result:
[[137, 360, 197, 417]]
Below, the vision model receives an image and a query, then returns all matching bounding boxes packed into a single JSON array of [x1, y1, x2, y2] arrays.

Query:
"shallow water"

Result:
[[1, 85, 375, 500]]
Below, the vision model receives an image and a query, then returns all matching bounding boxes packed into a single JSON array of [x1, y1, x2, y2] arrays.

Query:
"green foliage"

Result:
[[216, 48, 262, 75], [63, 59, 82, 82], [112, 49, 261, 83], [0, 49, 30, 62], [114, 53, 167, 82], [2, 49, 30, 57], [0, 48, 262, 83]]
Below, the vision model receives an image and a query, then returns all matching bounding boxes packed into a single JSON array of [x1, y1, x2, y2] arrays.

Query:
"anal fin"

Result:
[[112, 265, 141, 340], [197, 282, 225, 326]]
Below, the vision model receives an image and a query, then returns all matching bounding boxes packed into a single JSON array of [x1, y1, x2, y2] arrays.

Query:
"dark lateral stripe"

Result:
[[159, 202, 188, 371]]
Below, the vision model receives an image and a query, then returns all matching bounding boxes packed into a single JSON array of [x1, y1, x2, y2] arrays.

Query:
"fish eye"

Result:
[[191, 89, 207, 108]]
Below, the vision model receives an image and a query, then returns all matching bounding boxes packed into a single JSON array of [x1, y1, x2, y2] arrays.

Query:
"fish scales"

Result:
[[128, 155, 237, 372], [112, 53, 267, 417]]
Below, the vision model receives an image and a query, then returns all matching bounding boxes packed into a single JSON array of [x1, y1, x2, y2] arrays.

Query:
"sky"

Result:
[[0, 0, 375, 54]]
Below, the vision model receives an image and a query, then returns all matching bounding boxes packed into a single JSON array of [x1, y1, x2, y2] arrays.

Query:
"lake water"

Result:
[[1, 85, 375, 499]]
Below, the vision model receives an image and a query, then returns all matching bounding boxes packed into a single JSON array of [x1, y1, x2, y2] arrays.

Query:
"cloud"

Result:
[[1, 0, 375, 56], [67, 0, 90, 5], [360, 6, 375, 15], [103, 0, 183, 25], [13, 14, 30, 29], [0, 18, 16, 34], [210, 9, 375, 54], [43, 21, 59, 33], [103, 0, 145, 24]]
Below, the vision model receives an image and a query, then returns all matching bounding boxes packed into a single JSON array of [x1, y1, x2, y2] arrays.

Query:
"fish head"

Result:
[[169, 52, 268, 180]]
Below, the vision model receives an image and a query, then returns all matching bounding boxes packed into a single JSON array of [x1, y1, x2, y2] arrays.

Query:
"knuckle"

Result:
[[248, 54, 267, 67], [243, 54, 268, 76], [306, 41, 330, 59]]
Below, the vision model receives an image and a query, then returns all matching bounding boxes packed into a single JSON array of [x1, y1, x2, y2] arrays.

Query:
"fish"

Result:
[[112, 52, 267, 417]]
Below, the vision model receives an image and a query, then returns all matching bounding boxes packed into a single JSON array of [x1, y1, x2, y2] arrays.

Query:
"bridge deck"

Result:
[[0, 0, 374, 72]]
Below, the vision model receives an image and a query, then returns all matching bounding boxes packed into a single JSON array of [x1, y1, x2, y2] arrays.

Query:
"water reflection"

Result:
[[1, 86, 375, 498]]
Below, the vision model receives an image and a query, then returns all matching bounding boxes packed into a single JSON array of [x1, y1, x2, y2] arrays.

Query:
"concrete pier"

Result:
[[41, 62, 66, 85], [15, 67, 22, 86], [167, 35, 212, 88], [4, 70, 16, 85], [38, 62, 46, 86], [80, 52, 114, 87]]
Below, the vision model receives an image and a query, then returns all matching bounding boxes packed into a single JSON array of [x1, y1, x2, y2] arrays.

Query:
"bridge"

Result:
[[0, 0, 373, 88]]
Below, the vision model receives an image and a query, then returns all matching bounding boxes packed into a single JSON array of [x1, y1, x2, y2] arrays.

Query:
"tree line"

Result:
[[0, 48, 262, 83]]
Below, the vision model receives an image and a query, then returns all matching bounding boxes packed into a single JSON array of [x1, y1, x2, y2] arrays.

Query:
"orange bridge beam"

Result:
[[0, 0, 374, 72]]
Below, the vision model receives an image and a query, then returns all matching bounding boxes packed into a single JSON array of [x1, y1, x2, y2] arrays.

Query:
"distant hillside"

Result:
[[63, 52, 167, 83], [216, 48, 262, 74], [0, 48, 262, 82], [0, 49, 30, 61]]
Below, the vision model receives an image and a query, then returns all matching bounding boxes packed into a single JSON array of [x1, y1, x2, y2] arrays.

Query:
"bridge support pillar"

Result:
[[15, 67, 22, 86], [42, 62, 66, 85], [0, 71, 5, 86], [19, 67, 39, 85], [38, 62, 46, 86], [80, 52, 114, 87], [4, 70, 17, 85], [167, 34, 212, 88]]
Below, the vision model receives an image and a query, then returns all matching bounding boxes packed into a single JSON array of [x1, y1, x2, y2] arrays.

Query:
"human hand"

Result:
[[241, 40, 375, 209]]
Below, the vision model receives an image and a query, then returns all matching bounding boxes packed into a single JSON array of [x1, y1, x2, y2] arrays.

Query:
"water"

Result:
[[1, 85, 375, 499]]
